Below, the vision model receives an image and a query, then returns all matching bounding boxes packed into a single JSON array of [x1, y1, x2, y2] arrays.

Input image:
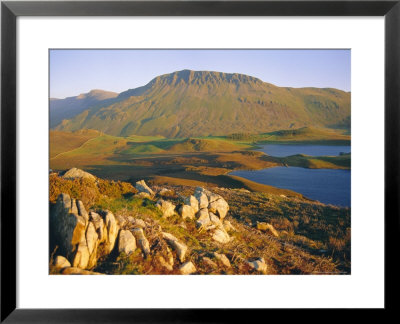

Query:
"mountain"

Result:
[[50, 89, 118, 127], [53, 70, 351, 138]]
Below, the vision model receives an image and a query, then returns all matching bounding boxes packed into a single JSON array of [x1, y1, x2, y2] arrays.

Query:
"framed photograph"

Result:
[[1, 0, 398, 321]]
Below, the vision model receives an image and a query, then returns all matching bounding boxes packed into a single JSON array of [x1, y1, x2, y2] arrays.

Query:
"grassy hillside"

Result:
[[54, 70, 351, 138]]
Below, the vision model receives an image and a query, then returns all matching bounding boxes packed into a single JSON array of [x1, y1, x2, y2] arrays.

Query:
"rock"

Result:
[[63, 167, 96, 181], [158, 256, 173, 271], [157, 247, 174, 272], [156, 199, 176, 218], [132, 218, 146, 229], [196, 208, 211, 228], [179, 261, 196, 275], [202, 257, 218, 269], [209, 212, 223, 228], [184, 195, 199, 213], [76, 200, 89, 224], [103, 211, 119, 254], [53, 256, 71, 269], [256, 222, 279, 237], [135, 180, 154, 196], [158, 188, 174, 197], [213, 252, 231, 268], [223, 220, 236, 232], [247, 258, 268, 274], [132, 228, 150, 257], [179, 205, 195, 220], [208, 198, 229, 220], [161, 232, 188, 263], [194, 188, 209, 209], [89, 211, 106, 243], [118, 230, 136, 255], [72, 241, 90, 269], [86, 222, 99, 268], [61, 267, 102, 275], [136, 192, 152, 199], [50, 194, 88, 266], [212, 228, 231, 244]]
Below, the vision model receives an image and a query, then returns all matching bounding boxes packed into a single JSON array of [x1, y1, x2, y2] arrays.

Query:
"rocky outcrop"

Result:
[[194, 187, 229, 220], [135, 180, 154, 196], [118, 230, 136, 255], [156, 199, 176, 218], [179, 261, 196, 275], [53, 256, 71, 269], [50, 193, 119, 270], [179, 205, 195, 220], [63, 167, 96, 181], [184, 195, 199, 213], [161, 232, 188, 263], [132, 228, 150, 257]]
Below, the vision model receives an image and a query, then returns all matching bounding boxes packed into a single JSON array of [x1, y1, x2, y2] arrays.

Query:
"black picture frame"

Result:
[[1, 0, 398, 321]]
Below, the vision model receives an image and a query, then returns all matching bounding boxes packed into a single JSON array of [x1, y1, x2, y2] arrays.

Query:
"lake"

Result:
[[257, 144, 351, 157], [231, 144, 351, 207]]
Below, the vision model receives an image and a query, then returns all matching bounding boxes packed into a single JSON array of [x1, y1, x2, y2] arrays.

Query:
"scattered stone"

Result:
[[118, 230, 136, 255], [179, 261, 196, 275], [184, 195, 199, 213], [179, 205, 195, 220], [202, 257, 218, 269], [256, 222, 279, 237], [194, 188, 209, 209], [132, 228, 150, 257], [156, 199, 176, 218], [135, 180, 154, 196], [223, 220, 236, 232], [209, 212, 223, 228], [247, 258, 268, 274], [61, 267, 102, 275], [161, 232, 188, 263], [63, 168, 96, 181], [53, 256, 71, 269], [208, 198, 229, 220], [213, 252, 231, 268], [212, 228, 231, 244], [196, 208, 211, 228]]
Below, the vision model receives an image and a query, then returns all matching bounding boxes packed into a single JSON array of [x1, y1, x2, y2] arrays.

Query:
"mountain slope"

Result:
[[54, 70, 351, 138], [50, 89, 118, 127]]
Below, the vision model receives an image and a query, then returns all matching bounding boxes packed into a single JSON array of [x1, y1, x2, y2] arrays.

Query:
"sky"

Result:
[[50, 49, 350, 99]]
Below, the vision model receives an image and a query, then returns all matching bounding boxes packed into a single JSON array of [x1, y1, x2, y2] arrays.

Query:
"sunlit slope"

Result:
[[54, 70, 351, 138]]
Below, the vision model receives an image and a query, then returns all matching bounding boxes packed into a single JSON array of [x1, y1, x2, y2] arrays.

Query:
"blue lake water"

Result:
[[231, 144, 351, 207], [257, 144, 351, 157]]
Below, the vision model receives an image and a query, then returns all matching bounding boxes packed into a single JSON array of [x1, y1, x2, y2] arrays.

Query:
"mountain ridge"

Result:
[[52, 69, 351, 138]]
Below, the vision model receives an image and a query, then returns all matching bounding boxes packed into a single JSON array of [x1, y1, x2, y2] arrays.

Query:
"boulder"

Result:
[[103, 211, 119, 254], [196, 208, 211, 228], [184, 195, 199, 213], [208, 198, 229, 220], [89, 211, 107, 243], [86, 221, 99, 268], [72, 241, 90, 269], [212, 228, 231, 244], [161, 232, 187, 263], [247, 258, 268, 274], [156, 199, 176, 218], [202, 257, 218, 269], [194, 188, 209, 209], [61, 267, 102, 275], [209, 212, 223, 228], [132, 228, 150, 257], [53, 256, 71, 269], [179, 205, 195, 220], [118, 230, 136, 255], [256, 222, 279, 237], [135, 180, 154, 196], [213, 252, 231, 268], [179, 261, 196, 275], [63, 167, 96, 181]]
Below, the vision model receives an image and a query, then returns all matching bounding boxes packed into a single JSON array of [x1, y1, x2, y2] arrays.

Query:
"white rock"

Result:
[[135, 180, 155, 196], [213, 252, 231, 268], [196, 208, 211, 228], [208, 198, 229, 220], [212, 228, 231, 244], [118, 230, 136, 255], [179, 261, 196, 275], [209, 212, 223, 228], [184, 195, 199, 213], [247, 258, 268, 274], [132, 228, 150, 257], [53, 256, 71, 269], [179, 205, 195, 220], [223, 220, 236, 232], [156, 199, 176, 218], [63, 168, 96, 181], [161, 232, 188, 263], [194, 188, 209, 209], [104, 211, 119, 254]]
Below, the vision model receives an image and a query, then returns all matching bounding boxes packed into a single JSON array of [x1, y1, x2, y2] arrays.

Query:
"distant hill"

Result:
[[53, 70, 351, 137], [50, 89, 118, 127]]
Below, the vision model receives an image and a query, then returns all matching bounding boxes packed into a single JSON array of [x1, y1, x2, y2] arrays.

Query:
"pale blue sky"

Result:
[[50, 49, 350, 99]]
